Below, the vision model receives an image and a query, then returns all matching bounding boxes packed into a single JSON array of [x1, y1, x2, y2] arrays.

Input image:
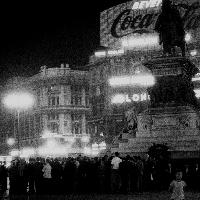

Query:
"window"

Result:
[[71, 114, 82, 135], [64, 121, 68, 134], [48, 85, 60, 93], [64, 95, 70, 105], [48, 113, 59, 120], [48, 96, 59, 106], [47, 122, 59, 133], [85, 95, 90, 107], [96, 86, 101, 96], [71, 86, 82, 106], [63, 85, 70, 94], [71, 95, 82, 106]]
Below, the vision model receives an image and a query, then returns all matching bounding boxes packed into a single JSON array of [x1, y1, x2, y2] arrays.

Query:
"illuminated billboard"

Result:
[[100, 0, 200, 50]]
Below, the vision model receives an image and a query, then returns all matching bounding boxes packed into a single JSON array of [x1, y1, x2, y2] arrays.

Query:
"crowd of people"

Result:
[[0, 152, 199, 199]]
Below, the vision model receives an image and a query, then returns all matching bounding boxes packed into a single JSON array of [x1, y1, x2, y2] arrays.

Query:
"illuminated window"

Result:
[[71, 114, 82, 135]]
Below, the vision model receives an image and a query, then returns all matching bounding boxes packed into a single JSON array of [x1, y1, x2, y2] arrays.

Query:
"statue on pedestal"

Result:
[[155, 0, 186, 57]]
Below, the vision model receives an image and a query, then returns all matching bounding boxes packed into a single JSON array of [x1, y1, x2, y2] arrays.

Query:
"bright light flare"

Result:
[[10, 149, 20, 157], [20, 148, 35, 158], [132, 74, 155, 86], [194, 89, 200, 98], [83, 147, 92, 156], [92, 143, 99, 150], [95, 51, 106, 57], [99, 141, 106, 150], [64, 136, 75, 143], [81, 135, 90, 143], [109, 76, 131, 87], [122, 34, 159, 49], [3, 92, 35, 110], [109, 74, 155, 87], [107, 49, 124, 56], [7, 138, 15, 146], [38, 138, 67, 157], [192, 73, 200, 82], [185, 32, 192, 42], [190, 49, 197, 56], [111, 94, 126, 104]]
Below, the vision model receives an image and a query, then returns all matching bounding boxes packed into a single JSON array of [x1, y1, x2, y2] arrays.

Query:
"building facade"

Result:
[[1, 64, 91, 153]]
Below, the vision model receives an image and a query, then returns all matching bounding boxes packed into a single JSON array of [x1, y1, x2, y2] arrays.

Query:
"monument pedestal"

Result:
[[111, 57, 200, 159]]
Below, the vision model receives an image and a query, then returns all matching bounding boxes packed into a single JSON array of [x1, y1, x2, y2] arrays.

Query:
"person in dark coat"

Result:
[[62, 158, 76, 194], [0, 162, 7, 198], [8, 159, 20, 198], [51, 158, 63, 195], [34, 157, 44, 195], [27, 158, 36, 195]]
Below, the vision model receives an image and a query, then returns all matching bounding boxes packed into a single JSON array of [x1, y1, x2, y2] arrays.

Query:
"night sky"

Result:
[[0, 0, 126, 83]]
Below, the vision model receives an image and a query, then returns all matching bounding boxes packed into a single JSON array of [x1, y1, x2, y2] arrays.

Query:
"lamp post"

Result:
[[2, 91, 35, 151]]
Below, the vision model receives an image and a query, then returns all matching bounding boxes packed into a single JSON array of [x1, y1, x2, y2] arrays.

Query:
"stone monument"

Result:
[[111, 0, 200, 159]]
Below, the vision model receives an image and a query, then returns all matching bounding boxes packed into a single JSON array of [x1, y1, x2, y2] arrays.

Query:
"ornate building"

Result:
[[1, 64, 91, 153]]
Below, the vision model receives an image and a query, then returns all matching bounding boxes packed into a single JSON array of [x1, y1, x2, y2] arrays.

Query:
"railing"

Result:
[[29, 68, 88, 82]]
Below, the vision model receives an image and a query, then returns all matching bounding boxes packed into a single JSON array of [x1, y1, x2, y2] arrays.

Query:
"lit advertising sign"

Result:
[[132, 0, 162, 10], [111, 89, 200, 104], [100, 0, 200, 49], [111, 93, 150, 104]]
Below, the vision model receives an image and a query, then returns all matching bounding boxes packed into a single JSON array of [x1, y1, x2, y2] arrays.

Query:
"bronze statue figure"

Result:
[[155, 0, 186, 57]]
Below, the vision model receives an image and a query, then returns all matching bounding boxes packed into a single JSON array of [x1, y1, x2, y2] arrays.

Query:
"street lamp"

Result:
[[2, 91, 35, 151], [7, 137, 15, 146]]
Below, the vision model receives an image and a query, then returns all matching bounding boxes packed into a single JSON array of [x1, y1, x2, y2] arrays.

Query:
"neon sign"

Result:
[[110, 2, 200, 38], [111, 93, 150, 104], [132, 0, 162, 10], [111, 89, 200, 104]]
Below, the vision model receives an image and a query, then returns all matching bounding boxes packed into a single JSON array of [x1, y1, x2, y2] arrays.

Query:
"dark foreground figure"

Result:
[[1, 154, 200, 200]]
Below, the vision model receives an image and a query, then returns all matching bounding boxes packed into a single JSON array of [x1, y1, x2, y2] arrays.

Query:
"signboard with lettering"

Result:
[[100, 0, 200, 49]]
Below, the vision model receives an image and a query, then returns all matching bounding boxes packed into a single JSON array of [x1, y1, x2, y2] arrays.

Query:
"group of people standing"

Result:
[[0, 152, 199, 199]]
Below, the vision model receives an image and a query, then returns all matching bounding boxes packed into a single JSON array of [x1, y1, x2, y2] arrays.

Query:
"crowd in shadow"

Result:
[[0, 153, 199, 199]]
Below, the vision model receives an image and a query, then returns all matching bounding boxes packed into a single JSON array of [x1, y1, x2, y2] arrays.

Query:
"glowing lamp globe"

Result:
[[3, 92, 35, 110], [7, 138, 15, 146]]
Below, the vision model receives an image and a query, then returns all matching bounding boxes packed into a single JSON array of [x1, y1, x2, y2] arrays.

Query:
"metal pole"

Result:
[[17, 110, 20, 150]]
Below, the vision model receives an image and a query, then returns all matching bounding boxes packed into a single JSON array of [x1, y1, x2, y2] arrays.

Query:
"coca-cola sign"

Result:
[[100, 0, 200, 48]]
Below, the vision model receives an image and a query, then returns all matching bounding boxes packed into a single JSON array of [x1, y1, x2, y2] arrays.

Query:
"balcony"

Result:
[[34, 104, 91, 113], [28, 67, 89, 86]]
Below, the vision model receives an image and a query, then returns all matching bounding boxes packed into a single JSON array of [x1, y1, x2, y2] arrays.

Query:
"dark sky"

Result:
[[0, 0, 126, 82]]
